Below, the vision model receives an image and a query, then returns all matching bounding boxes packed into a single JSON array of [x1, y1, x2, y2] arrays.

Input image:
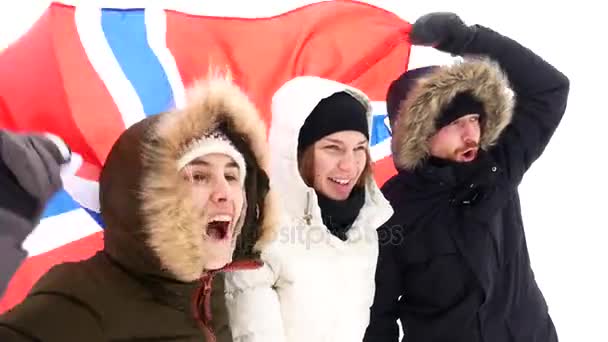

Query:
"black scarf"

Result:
[[315, 186, 365, 241]]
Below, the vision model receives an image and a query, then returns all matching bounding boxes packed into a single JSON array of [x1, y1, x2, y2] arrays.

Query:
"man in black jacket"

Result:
[[0, 130, 71, 296], [364, 12, 569, 342]]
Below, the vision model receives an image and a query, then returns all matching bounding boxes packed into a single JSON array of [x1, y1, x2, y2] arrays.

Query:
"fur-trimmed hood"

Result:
[[99, 76, 277, 283], [391, 58, 515, 170]]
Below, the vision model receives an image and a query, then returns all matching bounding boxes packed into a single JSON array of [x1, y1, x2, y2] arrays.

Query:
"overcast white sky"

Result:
[[1, 1, 606, 341]]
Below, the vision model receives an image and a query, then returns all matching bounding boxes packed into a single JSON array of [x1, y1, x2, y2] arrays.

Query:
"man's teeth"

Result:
[[329, 177, 350, 185], [209, 215, 231, 223]]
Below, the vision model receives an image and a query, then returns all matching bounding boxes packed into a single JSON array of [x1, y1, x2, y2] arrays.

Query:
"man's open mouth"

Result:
[[459, 147, 478, 162], [205, 215, 232, 240]]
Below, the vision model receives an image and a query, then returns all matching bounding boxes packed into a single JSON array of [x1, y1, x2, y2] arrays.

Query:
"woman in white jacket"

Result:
[[223, 76, 394, 342]]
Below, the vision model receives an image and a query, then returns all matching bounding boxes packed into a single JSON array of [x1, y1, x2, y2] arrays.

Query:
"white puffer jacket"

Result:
[[223, 76, 394, 342]]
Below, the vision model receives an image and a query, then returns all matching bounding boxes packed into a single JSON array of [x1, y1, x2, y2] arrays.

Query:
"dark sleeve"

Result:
[[0, 231, 28, 297], [0, 325, 35, 342], [0, 129, 68, 296], [0, 159, 38, 297], [461, 25, 570, 184], [0, 293, 105, 342], [364, 226, 404, 342]]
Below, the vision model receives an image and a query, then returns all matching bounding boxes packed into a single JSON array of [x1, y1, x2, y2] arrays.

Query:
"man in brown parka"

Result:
[[0, 76, 277, 342]]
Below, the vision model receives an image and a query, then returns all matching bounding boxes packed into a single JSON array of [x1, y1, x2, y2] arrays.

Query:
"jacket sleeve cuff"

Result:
[[43, 133, 71, 164]]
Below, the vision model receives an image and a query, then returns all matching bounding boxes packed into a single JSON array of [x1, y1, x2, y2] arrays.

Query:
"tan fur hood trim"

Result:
[[139, 75, 277, 282], [391, 58, 515, 170]]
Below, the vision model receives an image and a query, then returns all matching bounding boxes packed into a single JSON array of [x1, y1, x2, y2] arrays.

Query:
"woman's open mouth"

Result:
[[329, 177, 351, 186]]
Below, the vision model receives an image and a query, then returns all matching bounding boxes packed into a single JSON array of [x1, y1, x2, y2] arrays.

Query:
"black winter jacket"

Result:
[[364, 25, 569, 342]]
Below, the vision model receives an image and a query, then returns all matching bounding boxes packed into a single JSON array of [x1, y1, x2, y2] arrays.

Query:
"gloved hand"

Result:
[[0, 130, 71, 226], [410, 12, 475, 55]]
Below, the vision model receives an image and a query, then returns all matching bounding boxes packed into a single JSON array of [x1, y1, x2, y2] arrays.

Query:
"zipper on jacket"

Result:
[[193, 260, 263, 341], [193, 273, 216, 342], [304, 190, 312, 225]]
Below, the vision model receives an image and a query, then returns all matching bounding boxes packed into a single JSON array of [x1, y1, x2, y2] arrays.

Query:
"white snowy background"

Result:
[[1, 1, 606, 341]]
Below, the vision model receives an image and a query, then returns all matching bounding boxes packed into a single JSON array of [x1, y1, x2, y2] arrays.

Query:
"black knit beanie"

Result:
[[297, 91, 369, 154], [386, 66, 486, 129], [436, 91, 486, 129]]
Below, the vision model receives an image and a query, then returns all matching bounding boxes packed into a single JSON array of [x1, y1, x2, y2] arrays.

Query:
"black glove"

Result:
[[410, 12, 475, 55], [0, 130, 71, 225]]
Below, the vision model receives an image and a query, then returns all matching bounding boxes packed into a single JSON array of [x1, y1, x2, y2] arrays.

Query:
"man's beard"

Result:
[[454, 140, 479, 155]]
